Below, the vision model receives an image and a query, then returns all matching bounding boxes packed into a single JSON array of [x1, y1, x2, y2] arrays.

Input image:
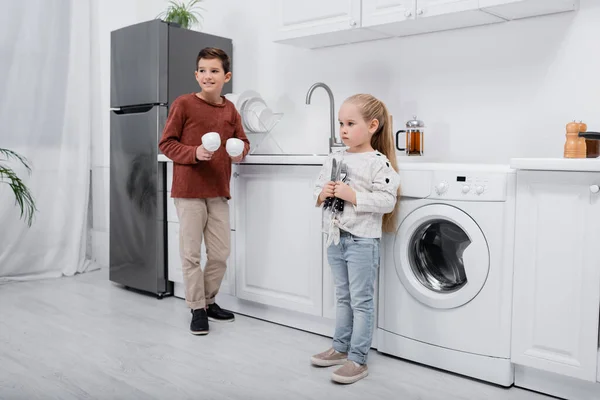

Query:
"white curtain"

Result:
[[0, 0, 99, 280]]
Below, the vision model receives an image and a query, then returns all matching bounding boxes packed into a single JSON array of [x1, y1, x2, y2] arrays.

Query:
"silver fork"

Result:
[[333, 163, 348, 214]]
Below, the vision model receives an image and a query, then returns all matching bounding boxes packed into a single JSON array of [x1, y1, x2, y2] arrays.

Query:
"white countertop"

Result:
[[157, 154, 328, 165], [510, 158, 600, 172]]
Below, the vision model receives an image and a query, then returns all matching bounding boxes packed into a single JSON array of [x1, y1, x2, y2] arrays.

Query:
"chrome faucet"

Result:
[[305, 82, 344, 150]]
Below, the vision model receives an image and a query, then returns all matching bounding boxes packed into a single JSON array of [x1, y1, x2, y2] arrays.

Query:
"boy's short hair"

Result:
[[196, 47, 231, 74]]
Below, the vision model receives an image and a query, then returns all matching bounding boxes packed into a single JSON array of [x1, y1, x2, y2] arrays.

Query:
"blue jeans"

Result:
[[327, 230, 380, 365]]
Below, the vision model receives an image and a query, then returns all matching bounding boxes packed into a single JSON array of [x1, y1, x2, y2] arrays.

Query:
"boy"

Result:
[[159, 47, 250, 335]]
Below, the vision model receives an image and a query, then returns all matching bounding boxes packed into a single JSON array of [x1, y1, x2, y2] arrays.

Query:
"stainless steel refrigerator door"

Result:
[[110, 20, 168, 108], [110, 106, 169, 295], [167, 27, 234, 103]]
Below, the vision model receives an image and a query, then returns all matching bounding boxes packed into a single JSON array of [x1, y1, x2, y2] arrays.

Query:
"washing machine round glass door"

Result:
[[394, 204, 489, 309]]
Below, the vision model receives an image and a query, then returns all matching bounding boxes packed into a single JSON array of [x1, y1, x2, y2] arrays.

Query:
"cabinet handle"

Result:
[[233, 172, 239, 178], [417, 8, 424, 15], [404, 10, 413, 17], [590, 185, 599, 193], [349, 20, 357, 27]]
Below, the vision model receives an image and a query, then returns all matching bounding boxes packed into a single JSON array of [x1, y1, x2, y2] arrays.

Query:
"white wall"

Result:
[[91, 0, 600, 264], [177, 0, 600, 162]]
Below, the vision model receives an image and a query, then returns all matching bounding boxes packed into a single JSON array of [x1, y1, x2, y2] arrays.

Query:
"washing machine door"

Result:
[[394, 204, 489, 309]]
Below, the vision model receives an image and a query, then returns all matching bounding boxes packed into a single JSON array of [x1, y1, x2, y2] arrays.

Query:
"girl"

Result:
[[311, 94, 400, 384]]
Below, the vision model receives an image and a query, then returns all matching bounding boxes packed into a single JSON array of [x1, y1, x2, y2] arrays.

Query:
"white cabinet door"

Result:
[[234, 165, 324, 316], [414, 0, 505, 32], [322, 234, 337, 319], [167, 222, 183, 284], [166, 195, 177, 223], [274, 0, 388, 49], [361, 0, 416, 27], [276, 0, 361, 39], [362, 0, 488, 24], [511, 170, 600, 382], [417, 0, 480, 17], [479, 0, 579, 20], [220, 233, 236, 296], [363, 0, 503, 37], [230, 165, 236, 230]]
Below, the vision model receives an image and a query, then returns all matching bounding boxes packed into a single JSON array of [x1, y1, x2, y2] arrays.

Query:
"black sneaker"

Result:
[[206, 303, 235, 322], [190, 308, 209, 335]]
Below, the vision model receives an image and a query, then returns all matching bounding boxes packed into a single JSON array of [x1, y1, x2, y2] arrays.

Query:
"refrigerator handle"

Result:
[[112, 105, 155, 115]]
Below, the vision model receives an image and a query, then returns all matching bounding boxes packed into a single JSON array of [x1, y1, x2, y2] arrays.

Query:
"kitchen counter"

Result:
[[157, 154, 328, 165], [510, 158, 600, 172]]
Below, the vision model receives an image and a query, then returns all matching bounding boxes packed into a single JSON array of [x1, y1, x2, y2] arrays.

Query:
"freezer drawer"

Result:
[[111, 20, 168, 107], [110, 19, 234, 108]]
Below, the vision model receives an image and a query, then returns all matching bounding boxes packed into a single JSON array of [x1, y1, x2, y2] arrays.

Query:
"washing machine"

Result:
[[377, 163, 516, 386]]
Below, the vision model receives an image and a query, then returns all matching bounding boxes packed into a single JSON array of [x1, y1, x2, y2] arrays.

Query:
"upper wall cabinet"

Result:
[[273, 0, 389, 49], [361, 0, 415, 27], [479, 0, 579, 20], [362, 0, 505, 37], [273, 0, 580, 49]]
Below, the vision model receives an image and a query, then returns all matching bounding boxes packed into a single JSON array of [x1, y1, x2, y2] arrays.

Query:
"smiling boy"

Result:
[[159, 47, 250, 335]]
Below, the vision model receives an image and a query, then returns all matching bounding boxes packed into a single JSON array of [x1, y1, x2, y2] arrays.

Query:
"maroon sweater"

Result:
[[158, 94, 250, 199]]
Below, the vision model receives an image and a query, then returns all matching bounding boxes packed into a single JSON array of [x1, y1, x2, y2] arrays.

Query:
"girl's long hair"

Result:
[[345, 94, 400, 233]]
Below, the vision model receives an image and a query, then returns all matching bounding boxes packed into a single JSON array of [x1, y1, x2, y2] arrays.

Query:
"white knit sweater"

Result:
[[313, 149, 400, 244]]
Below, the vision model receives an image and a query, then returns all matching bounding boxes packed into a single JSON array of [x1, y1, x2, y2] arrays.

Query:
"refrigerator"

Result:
[[109, 19, 233, 297]]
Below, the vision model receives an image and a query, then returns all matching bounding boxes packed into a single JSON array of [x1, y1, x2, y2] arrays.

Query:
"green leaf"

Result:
[[0, 148, 32, 174], [0, 150, 37, 227]]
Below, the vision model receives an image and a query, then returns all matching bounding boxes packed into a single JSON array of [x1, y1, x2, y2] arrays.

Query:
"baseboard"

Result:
[[172, 283, 335, 337], [515, 366, 600, 400], [377, 329, 514, 387], [214, 293, 337, 338], [173, 283, 380, 348]]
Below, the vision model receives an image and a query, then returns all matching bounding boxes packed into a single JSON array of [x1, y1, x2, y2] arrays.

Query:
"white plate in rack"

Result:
[[241, 97, 267, 132], [233, 90, 262, 112]]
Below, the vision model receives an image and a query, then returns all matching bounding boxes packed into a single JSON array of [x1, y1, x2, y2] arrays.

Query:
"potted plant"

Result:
[[0, 148, 36, 226], [157, 0, 205, 30]]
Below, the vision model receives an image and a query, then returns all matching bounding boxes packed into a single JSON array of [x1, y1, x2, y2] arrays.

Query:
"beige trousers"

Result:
[[174, 198, 230, 310]]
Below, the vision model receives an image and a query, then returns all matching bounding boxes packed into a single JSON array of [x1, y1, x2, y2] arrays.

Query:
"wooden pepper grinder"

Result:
[[564, 120, 587, 158]]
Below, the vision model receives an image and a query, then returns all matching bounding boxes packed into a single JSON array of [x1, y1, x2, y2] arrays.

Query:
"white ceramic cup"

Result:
[[202, 132, 221, 152], [226, 138, 245, 157]]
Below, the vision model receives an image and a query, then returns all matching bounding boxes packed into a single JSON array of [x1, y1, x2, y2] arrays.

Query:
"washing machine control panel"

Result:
[[430, 171, 509, 201]]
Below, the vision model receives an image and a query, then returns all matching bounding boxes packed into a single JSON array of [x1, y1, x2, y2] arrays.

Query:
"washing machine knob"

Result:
[[476, 185, 485, 194], [462, 185, 470, 194], [435, 182, 448, 194]]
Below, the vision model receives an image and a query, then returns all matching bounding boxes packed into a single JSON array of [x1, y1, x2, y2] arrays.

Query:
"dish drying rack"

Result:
[[241, 108, 284, 155]]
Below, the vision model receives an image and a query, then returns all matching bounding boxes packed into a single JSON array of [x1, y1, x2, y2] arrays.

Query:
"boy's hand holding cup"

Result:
[[197, 132, 221, 161], [226, 138, 245, 163]]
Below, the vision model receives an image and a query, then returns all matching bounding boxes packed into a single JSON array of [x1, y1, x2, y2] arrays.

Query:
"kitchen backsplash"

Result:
[[191, 0, 600, 163]]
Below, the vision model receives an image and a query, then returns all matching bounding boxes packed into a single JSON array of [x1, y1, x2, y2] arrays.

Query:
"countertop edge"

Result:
[[157, 154, 327, 165], [510, 158, 600, 172]]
